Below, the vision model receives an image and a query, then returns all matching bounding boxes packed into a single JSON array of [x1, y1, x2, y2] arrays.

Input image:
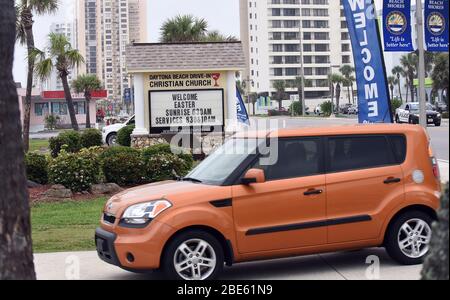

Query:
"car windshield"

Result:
[[409, 103, 435, 111], [185, 138, 259, 185]]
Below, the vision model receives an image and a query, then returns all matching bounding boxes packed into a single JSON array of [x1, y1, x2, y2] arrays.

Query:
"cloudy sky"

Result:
[[13, 0, 391, 86]]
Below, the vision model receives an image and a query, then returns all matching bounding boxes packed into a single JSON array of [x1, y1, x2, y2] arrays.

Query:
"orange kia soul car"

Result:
[[95, 124, 441, 280]]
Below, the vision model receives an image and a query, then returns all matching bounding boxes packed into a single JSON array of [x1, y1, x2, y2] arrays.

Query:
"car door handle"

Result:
[[304, 189, 323, 196], [384, 177, 401, 184]]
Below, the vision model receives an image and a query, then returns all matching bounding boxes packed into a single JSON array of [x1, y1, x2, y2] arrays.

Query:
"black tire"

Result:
[[162, 230, 224, 280], [395, 115, 400, 123], [435, 122, 441, 127], [106, 133, 117, 146], [385, 210, 434, 265]]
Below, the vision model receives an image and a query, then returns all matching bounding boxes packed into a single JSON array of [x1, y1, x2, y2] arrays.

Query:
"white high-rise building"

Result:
[[76, 0, 148, 105], [46, 22, 78, 90], [240, 0, 355, 102]]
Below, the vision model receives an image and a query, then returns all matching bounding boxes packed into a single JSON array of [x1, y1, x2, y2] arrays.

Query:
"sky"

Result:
[[13, 0, 393, 87], [13, 0, 240, 86]]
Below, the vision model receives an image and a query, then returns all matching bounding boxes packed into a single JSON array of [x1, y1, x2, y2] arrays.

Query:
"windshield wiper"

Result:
[[182, 177, 203, 183]]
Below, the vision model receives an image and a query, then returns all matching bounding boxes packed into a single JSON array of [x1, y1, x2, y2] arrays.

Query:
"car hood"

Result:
[[104, 181, 226, 216]]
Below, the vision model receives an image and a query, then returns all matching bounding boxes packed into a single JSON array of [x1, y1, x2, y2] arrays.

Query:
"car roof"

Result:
[[234, 124, 425, 138]]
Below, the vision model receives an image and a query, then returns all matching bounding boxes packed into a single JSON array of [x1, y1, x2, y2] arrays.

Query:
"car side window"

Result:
[[253, 138, 323, 181], [127, 117, 135, 125], [327, 136, 395, 173]]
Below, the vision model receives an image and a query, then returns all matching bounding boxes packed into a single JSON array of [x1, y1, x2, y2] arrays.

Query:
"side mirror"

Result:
[[241, 169, 266, 185]]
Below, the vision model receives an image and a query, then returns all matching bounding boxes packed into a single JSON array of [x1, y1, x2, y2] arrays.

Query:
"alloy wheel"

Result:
[[173, 238, 217, 280], [397, 218, 432, 259]]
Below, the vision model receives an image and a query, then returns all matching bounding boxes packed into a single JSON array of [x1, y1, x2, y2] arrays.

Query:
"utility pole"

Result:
[[299, 21, 306, 116], [416, 0, 427, 128]]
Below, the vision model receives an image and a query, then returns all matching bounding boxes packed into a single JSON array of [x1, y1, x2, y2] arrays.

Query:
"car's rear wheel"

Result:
[[106, 133, 117, 146], [162, 230, 224, 280], [435, 121, 441, 127], [385, 211, 433, 265]]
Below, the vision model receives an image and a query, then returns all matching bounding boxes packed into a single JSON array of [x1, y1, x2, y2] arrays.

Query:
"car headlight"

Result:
[[121, 200, 172, 225]]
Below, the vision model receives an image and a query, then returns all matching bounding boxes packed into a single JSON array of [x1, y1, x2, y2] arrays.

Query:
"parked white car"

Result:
[[102, 115, 135, 146]]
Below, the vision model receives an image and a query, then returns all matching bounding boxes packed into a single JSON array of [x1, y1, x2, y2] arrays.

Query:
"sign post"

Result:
[[417, 0, 428, 128]]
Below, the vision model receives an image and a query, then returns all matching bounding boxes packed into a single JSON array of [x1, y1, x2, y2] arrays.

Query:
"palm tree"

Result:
[[0, 0, 36, 279], [72, 74, 102, 129], [401, 53, 418, 102], [272, 80, 286, 111], [160, 15, 207, 42], [16, 0, 58, 152], [388, 76, 396, 100], [202, 30, 238, 42], [340, 65, 355, 104], [30, 33, 84, 130], [293, 76, 312, 115], [392, 66, 404, 103], [431, 53, 449, 105], [329, 73, 344, 114]]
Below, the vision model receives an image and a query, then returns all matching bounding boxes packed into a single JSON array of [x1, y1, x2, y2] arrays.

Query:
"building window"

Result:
[[51, 102, 68, 115], [34, 103, 49, 116], [74, 101, 86, 115]]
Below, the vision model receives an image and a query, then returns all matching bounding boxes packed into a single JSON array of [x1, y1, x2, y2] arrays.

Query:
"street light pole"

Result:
[[299, 21, 306, 116], [416, 0, 427, 128]]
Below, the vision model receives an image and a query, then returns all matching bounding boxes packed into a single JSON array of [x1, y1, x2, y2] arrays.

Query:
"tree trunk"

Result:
[[347, 85, 351, 104], [335, 84, 341, 114], [0, 0, 36, 280], [85, 91, 91, 129], [61, 73, 79, 131], [22, 8, 35, 152], [397, 75, 403, 103], [410, 76, 415, 102]]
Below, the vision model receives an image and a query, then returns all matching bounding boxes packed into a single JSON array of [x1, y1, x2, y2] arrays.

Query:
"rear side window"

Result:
[[327, 136, 394, 173], [387, 135, 407, 164], [254, 138, 323, 181]]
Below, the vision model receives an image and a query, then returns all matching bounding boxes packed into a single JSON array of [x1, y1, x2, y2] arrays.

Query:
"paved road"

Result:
[[34, 248, 422, 280], [249, 117, 449, 161]]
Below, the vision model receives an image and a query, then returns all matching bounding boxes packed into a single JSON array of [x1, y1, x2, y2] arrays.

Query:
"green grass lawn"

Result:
[[29, 139, 49, 152], [31, 197, 106, 253]]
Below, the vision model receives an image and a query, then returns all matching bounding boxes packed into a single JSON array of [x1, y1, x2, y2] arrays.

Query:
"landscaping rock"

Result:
[[90, 183, 123, 195], [27, 180, 42, 188], [40, 184, 73, 201]]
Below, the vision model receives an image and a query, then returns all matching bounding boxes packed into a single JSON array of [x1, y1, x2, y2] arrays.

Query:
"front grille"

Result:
[[103, 213, 116, 224]]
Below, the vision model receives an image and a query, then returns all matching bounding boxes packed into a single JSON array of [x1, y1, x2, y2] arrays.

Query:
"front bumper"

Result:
[[95, 227, 121, 267]]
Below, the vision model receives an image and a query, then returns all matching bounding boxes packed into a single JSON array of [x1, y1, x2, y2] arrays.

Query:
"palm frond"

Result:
[[34, 57, 54, 81], [65, 49, 85, 68], [29, 0, 58, 15]]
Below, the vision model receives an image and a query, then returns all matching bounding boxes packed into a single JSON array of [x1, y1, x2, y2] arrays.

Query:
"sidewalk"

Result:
[[34, 248, 422, 280], [439, 160, 449, 183]]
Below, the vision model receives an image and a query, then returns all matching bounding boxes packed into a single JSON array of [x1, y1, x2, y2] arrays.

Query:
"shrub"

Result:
[[422, 182, 449, 280], [141, 144, 194, 175], [45, 114, 60, 130], [81, 128, 103, 148], [100, 146, 145, 185], [320, 101, 333, 117], [25, 152, 48, 184], [117, 125, 135, 147], [289, 101, 303, 116], [144, 153, 187, 182], [48, 149, 101, 192], [49, 130, 82, 157], [391, 98, 403, 111], [442, 112, 449, 119]]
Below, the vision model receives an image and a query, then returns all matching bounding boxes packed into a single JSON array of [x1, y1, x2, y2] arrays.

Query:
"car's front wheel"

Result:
[[395, 115, 401, 123], [106, 133, 117, 146], [162, 230, 224, 280], [385, 211, 433, 265]]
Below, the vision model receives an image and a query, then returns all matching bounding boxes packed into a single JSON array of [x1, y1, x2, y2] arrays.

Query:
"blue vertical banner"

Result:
[[343, 0, 393, 123], [424, 0, 449, 52], [236, 86, 250, 125], [382, 0, 414, 51]]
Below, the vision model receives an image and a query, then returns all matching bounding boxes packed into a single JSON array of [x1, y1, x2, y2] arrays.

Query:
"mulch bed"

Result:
[[29, 185, 106, 204]]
